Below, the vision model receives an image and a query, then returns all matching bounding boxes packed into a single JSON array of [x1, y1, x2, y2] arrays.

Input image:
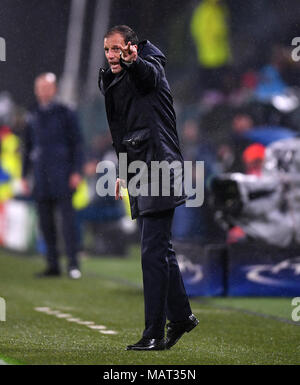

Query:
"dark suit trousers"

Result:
[[37, 197, 79, 270], [137, 208, 192, 339]]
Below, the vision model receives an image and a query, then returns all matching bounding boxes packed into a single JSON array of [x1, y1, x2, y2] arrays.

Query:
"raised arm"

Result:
[[118, 41, 162, 90]]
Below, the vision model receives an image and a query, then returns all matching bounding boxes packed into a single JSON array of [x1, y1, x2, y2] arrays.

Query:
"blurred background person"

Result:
[[0, 93, 22, 203], [190, 0, 232, 97], [22, 73, 84, 279], [226, 143, 266, 244], [242, 143, 265, 177]]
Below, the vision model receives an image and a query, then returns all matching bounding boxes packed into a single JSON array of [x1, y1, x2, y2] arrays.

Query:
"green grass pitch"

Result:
[[0, 246, 299, 365]]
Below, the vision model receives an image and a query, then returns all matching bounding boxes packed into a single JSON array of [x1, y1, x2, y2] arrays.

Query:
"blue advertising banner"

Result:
[[227, 242, 300, 296], [176, 243, 226, 297]]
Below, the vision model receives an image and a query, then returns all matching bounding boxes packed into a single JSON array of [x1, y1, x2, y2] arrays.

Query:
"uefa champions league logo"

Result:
[[245, 258, 300, 287], [0, 297, 6, 321], [0, 37, 6, 62], [177, 254, 203, 284]]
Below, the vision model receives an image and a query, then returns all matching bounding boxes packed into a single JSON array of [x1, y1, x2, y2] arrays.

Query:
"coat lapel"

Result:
[[100, 68, 127, 94]]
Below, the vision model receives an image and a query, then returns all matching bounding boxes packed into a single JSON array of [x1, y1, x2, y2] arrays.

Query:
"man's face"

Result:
[[34, 77, 57, 106], [104, 33, 125, 74]]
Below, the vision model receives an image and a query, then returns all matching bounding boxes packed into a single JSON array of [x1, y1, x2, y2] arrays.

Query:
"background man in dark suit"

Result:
[[99, 25, 199, 351], [22, 73, 84, 279]]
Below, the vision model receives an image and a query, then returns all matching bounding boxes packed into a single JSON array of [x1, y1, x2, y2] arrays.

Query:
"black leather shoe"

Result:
[[35, 268, 61, 278], [126, 337, 166, 351], [165, 314, 199, 349]]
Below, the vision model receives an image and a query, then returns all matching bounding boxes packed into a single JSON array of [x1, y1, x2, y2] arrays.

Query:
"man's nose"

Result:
[[108, 49, 115, 59]]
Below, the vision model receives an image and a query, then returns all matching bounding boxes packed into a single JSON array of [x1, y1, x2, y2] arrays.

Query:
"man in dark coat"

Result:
[[99, 25, 199, 350], [22, 73, 84, 279]]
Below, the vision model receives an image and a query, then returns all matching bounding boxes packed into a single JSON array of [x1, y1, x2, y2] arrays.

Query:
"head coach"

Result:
[[98, 25, 199, 351]]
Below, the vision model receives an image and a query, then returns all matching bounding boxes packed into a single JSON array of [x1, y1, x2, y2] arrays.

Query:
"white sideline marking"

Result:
[[56, 313, 72, 318], [88, 325, 106, 330], [34, 308, 60, 315], [35, 307, 51, 312], [34, 307, 118, 335], [0, 359, 8, 365], [77, 321, 94, 325], [100, 330, 118, 335], [46, 310, 61, 315]]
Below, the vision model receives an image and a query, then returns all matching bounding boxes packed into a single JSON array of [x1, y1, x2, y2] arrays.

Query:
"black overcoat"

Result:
[[99, 40, 186, 219]]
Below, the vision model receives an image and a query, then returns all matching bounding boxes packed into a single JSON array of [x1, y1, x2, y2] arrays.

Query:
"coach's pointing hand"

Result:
[[119, 42, 138, 63]]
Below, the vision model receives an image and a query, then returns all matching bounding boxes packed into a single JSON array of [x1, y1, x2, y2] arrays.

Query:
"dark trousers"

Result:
[[137, 208, 192, 339], [37, 197, 79, 270]]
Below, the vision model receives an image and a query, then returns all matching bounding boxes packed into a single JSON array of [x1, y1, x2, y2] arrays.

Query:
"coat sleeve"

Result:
[[66, 109, 84, 175], [120, 55, 163, 90], [21, 121, 32, 178]]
